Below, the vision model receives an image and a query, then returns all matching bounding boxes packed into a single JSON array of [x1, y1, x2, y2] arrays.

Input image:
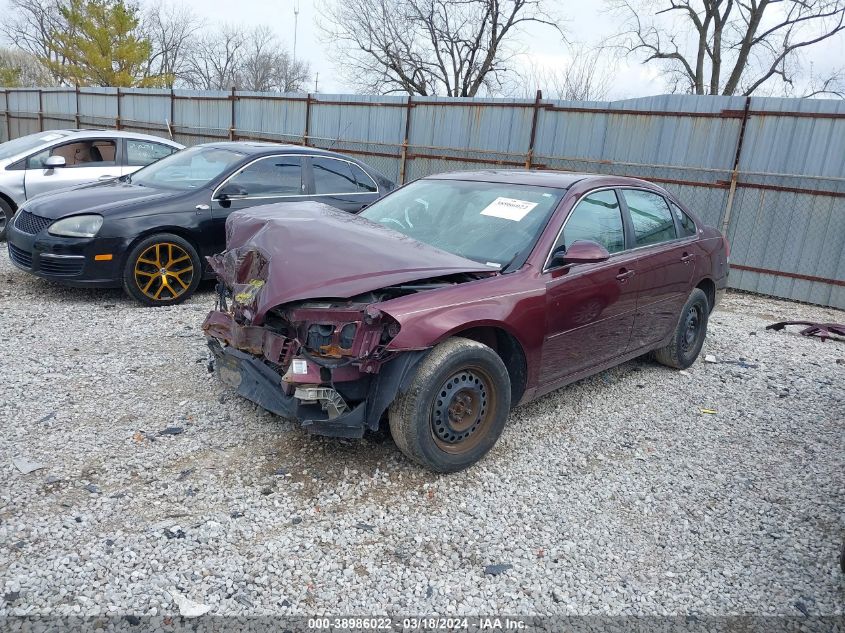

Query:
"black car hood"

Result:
[[22, 180, 188, 220]]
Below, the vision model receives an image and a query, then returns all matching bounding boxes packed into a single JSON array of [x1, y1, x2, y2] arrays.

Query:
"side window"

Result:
[[349, 163, 378, 193], [126, 140, 177, 167], [622, 189, 677, 246], [226, 156, 303, 196], [312, 157, 358, 194], [670, 201, 697, 237], [28, 140, 117, 169], [555, 189, 625, 255]]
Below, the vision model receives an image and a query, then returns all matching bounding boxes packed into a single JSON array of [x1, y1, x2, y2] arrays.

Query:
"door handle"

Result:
[[196, 204, 210, 214], [681, 252, 695, 263], [616, 269, 635, 282]]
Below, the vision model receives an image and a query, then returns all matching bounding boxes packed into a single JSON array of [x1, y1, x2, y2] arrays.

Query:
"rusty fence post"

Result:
[[115, 88, 122, 130], [169, 88, 176, 140], [721, 96, 752, 236], [524, 89, 543, 169], [303, 93, 312, 146], [398, 95, 413, 184], [74, 85, 80, 128], [37, 88, 44, 131], [3, 88, 11, 141], [229, 86, 236, 141]]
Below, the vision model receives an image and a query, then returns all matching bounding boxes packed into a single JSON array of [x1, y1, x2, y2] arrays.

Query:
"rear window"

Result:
[[671, 202, 697, 237], [312, 157, 359, 195], [622, 189, 677, 246], [126, 140, 178, 167]]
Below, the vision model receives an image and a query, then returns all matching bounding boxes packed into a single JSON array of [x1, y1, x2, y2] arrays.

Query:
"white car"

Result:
[[0, 129, 184, 239]]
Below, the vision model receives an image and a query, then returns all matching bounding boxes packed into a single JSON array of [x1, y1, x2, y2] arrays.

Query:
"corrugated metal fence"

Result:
[[1, 86, 843, 308]]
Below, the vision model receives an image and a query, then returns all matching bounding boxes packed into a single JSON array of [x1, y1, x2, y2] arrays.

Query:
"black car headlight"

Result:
[[48, 214, 103, 238]]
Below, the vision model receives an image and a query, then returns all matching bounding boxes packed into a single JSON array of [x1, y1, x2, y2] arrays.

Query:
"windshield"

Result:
[[129, 145, 245, 191], [359, 179, 565, 267], [0, 131, 71, 161]]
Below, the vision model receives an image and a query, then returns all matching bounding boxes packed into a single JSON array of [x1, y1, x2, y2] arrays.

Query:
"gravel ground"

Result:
[[0, 248, 843, 619]]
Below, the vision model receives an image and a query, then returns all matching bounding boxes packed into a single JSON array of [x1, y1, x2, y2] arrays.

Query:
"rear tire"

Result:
[[389, 337, 511, 473], [654, 288, 709, 369], [0, 197, 14, 241], [122, 233, 201, 307]]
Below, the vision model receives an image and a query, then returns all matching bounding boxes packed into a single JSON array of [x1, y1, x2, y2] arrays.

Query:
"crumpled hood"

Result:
[[22, 180, 181, 219], [208, 202, 495, 323]]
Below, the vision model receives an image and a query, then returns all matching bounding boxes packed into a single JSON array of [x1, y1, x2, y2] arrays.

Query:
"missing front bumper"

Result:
[[207, 338, 428, 439]]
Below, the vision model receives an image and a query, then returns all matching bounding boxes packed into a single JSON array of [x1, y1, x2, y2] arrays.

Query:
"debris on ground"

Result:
[[484, 563, 513, 576], [766, 321, 845, 342], [171, 590, 211, 617], [699, 408, 718, 415], [12, 456, 46, 474], [158, 426, 184, 436], [164, 527, 186, 539], [176, 468, 195, 481], [704, 354, 718, 363]]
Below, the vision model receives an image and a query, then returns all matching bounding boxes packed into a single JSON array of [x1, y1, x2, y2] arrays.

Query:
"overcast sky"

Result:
[[173, 0, 845, 99]]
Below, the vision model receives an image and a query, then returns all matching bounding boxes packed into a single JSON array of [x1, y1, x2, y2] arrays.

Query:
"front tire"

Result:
[[654, 288, 710, 369], [0, 197, 14, 241], [122, 233, 201, 307], [389, 337, 511, 473]]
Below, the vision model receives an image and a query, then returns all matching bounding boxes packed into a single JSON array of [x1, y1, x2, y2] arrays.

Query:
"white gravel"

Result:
[[0, 248, 843, 618]]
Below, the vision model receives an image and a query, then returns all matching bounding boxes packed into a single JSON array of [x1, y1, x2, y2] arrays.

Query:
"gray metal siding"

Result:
[[1, 87, 842, 308]]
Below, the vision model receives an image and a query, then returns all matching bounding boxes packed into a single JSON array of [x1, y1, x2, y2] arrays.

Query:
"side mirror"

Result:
[[216, 183, 248, 201], [550, 240, 611, 268], [44, 155, 66, 169]]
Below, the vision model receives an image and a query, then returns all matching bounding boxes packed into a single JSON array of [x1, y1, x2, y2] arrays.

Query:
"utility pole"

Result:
[[292, 0, 300, 65], [314, 73, 319, 93]]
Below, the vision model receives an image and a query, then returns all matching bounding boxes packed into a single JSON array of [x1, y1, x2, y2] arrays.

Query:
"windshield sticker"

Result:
[[480, 197, 538, 221]]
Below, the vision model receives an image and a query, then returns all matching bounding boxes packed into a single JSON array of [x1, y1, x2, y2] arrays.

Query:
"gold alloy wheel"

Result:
[[133, 242, 194, 301]]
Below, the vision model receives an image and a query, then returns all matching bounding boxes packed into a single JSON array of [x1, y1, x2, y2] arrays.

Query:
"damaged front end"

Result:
[[203, 257, 424, 438], [205, 296, 422, 438], [201, 203, 495, 437]]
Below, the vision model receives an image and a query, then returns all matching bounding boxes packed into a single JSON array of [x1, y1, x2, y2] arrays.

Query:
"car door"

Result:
[[307, 156, 381, 212], [209, 154, 308, 254], [24, 138, 120, 199], [541, 189, 639, 384], [619, 188, 696, 351], [123, 138, 179, 177]]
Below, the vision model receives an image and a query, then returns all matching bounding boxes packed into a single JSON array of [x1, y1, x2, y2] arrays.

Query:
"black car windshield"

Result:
[[359, 179, 565, 268], [0, 131, 71, 160], [129, 146, 245, 191]]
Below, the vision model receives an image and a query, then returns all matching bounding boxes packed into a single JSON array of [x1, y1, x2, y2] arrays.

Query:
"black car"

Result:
[[6, 142, 394, 305]]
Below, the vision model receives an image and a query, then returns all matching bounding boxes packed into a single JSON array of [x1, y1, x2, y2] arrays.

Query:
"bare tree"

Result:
[[237, 25, 310, 92], [183, 25, 245, 90], [0, 46, 56, 86], [523, 46, 614, 101], [320, 0, 562, 96], [612, 0, 845, 96], [1, 0, 73, 84], [141, 1, 203, 88]]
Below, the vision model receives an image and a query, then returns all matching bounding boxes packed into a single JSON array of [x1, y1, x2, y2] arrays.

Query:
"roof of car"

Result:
[[427, 169, 657, 190], [199, 141, 362, 159], [54, 129, 182, 145]]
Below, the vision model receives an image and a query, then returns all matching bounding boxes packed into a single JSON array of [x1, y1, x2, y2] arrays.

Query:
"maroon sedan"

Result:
[[203, 171, 729, 472]]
